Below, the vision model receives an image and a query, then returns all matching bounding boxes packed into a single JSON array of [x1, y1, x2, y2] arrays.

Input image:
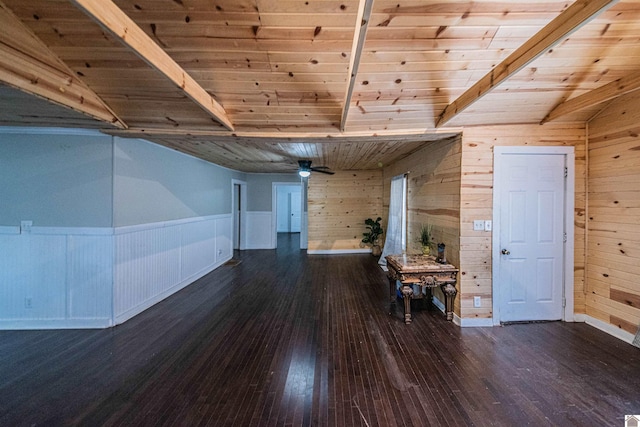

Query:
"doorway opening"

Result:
[[272, 182, 306, 250]]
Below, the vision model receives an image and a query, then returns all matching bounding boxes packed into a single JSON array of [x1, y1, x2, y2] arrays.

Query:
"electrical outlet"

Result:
[[25, 297, 33, 309], [20, 220, 33, 234], [473, 220, 484, 231], [484, 220, 492, 231], [473, 296, 481, 308]]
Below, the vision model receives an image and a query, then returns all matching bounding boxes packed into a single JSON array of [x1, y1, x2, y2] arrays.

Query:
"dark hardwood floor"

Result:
[[1, 232, 639, 426]]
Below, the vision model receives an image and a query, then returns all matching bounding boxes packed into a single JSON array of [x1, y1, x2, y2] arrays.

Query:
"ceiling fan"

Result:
[[298, 160, 335, 177]]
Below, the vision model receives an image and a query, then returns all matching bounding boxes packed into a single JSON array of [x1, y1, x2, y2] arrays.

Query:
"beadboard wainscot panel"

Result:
[[216, 216, 233, 261], [181, 218, 217, 281], [383, 135, 462, 316], [66, 233, 113, 323], [0, 227, 113, 329], [585, 90, 640, 343], [461, 124, 587, 325], [245, 211, 274, 249], [307, 170, 383, 254], [114, 214, 232, 325]]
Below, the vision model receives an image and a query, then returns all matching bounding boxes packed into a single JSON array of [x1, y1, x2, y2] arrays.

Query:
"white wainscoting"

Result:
[[245, 211, 274, 249], [0, 214, 232, 329], [113, 215, 232, 325], [0, 227, 113, 329]]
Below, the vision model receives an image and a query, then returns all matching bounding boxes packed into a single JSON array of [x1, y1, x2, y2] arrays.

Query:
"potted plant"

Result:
[[419, 223, 433, 255], [362, 217, 384, 256]]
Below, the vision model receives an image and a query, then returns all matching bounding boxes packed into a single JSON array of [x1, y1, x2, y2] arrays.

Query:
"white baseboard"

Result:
[[577, 314, 636, 345], [0, 318, 112, 330], [307, 249, 372, 255], [435, 298, 491, 327], [456, 316, 494, 327], [432, 296, 445, 313], [574, 313, 586, 322]]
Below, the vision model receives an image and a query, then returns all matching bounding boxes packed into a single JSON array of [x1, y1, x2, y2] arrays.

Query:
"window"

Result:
[[379, 174, 407, 268]]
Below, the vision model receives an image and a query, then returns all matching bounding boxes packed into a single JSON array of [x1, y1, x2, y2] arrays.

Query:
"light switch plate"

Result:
[[484, 220, 492, 231], [473, 220, 484, 231], [473, 296, 481, 308]]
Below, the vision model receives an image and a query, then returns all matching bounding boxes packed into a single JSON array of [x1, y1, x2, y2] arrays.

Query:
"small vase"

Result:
[[421, 245, 430, 255]]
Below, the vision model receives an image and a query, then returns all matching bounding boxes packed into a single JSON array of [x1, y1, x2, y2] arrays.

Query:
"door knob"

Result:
[[501, 249, 510, 255]]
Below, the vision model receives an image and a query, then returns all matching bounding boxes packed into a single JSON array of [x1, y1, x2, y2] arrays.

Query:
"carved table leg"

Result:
[[441, 283, 457, 321], [401, 284, 414, 324]]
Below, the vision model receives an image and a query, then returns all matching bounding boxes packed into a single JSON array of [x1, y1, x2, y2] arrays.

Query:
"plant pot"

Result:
[[421, 245, 430, 255], [372, 245, 382, 257]]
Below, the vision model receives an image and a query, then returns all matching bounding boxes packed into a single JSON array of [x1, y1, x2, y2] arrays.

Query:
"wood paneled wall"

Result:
[[586, 91, 640, 335], [307, 170, 383, 252], [383, 135, 462, 312], [460, 124, 587, 320], [308, 124, 588, 322]]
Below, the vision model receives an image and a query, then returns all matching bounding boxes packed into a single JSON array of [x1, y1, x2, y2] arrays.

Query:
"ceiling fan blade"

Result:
[[311, 167, 335, 175], [298, 159, 334, 175]]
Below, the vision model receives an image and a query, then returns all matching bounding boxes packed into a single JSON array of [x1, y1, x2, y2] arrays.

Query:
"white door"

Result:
[[497, 153, 566, 322], [290, 191, 301, 232]]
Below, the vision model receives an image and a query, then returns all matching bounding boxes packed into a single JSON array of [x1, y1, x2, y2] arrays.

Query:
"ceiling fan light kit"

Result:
[[297, 160, 334, 177]]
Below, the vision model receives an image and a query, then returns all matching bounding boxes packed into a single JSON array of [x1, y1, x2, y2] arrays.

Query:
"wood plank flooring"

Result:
[[1, 233, 639, 426]]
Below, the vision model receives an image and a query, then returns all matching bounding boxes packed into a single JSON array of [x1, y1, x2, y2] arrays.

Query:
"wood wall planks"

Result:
[[151, 123, 590, 325], [383, 135, 462, 313], [307, 170, 383, 252], [460, 124, 587, 320], [586, 90, 640, 334]]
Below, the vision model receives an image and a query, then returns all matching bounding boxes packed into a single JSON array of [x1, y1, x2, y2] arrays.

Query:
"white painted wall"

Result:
[[245, 173, 300, 211], [113, 137, 244, 226], [0, 128, 240, 329], [0, 128, 113, 227]]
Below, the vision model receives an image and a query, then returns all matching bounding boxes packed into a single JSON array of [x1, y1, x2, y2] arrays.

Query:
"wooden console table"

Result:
[[386, 254, 458, 324]]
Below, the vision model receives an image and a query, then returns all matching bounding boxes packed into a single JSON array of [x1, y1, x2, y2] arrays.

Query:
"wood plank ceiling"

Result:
[[1, 0, 640, 173]]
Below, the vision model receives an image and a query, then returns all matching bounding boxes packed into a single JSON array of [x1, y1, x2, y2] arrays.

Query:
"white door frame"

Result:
[[272, 182, 305, 249], [492, 146, 575, 325], [231, 179, 247, 250]]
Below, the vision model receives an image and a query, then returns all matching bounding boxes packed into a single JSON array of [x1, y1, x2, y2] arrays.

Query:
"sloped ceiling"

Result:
[[1, 0, 640, 173]]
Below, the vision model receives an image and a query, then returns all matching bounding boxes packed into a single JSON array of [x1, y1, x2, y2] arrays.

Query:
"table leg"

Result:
[[441, 283, 457, 321], [401, 284, 413, 324]]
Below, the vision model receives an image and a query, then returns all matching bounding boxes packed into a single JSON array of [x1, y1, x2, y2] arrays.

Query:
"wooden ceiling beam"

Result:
[[340, 0, 374, 132], [105, 126, 463, 141], [435, 0, 619, 128], [0, 1, 126, 128], [70, 0, 234, 131], [541, 70, 640, 124]]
